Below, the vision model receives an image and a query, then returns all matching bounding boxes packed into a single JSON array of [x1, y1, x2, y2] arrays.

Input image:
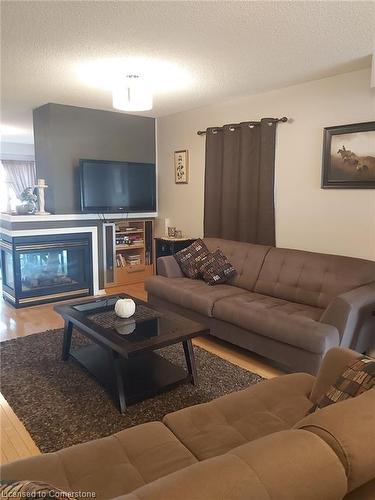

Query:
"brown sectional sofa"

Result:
[[2, 348, 375, 499], [145, 238, 375, 374]]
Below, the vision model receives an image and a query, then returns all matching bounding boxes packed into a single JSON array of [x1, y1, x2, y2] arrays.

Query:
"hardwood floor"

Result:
[[193, 336, 283, 379], [0, 283, 147, 342], [0, 283, 283, 465], [0, 393, 40, 464]]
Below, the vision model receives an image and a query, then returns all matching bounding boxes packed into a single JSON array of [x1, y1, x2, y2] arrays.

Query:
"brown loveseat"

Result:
[[145, 238, 375, 374], [1, 348, 375, 499]]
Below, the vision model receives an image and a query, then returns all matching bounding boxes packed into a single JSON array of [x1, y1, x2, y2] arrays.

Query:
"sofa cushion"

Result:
[[163, 373, 315, 460], [199, 249, 236, 285], [116, 430, 347, 500], [310, 347, 362, 403], [254, 247, 375, 309], [309, 356, 375, 413], [204, 238, 271, 291], [213, 292, 339, 354], [0, 422, 197, 499], [174, 239, 209, 278], [145, 275, 246, 317]]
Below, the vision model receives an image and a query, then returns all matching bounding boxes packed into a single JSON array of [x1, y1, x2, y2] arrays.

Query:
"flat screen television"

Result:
[[80, 159, 156, 213]]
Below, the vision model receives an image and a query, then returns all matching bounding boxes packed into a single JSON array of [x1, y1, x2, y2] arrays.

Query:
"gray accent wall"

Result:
[[33, 103, 156, 214]]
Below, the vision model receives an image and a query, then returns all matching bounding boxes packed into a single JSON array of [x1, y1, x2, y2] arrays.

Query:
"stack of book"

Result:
[[116, 254, 126, 267], [116, 253, 142, 268], [129, 235, 144, 246], [125, 254, 141, 266]]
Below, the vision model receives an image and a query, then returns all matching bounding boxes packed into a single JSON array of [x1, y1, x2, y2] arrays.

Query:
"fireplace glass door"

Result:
[[1, 233, 93, 308], [13, 236, 93, 305], [3, 251, 15, 289], [19, 247, 88, 292]]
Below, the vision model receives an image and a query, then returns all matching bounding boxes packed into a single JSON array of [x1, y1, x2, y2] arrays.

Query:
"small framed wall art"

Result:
[[321, 121, 375, 188], [174, 150, 189, 184]]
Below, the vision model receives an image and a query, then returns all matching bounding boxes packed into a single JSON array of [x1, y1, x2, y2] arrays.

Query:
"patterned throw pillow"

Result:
[[308, 357, 375, 413], [174, 239, 209, 278], [199, 249, 236, 286], [0, 480, 70, 498]]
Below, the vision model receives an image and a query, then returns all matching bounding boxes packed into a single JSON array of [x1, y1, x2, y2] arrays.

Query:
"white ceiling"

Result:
[[1, 0, 374, 144]]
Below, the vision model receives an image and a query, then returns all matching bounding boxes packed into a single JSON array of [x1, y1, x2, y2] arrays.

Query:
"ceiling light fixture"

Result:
[[75, 57, 195, 95], [112, 74, 153, 112]]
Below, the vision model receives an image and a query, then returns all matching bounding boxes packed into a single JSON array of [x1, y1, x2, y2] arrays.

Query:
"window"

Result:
[[0, 162, 18, 212]]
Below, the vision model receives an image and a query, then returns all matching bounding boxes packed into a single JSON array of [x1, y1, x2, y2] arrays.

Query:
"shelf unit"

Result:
[[103, 219, 154, 289]]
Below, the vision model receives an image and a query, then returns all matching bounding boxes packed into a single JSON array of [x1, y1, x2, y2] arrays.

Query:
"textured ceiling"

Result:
[[1, 0, 374, 143]]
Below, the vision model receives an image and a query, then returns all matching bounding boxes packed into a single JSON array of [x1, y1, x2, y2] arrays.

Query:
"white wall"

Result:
[[157, 68, 375, 261]]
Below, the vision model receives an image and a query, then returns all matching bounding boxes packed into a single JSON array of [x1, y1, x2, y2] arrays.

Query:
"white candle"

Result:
[[35, 178, 49, 215]]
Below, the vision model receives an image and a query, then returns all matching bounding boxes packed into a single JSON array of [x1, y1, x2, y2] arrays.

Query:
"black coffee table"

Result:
[[54, 295, 208, 413]]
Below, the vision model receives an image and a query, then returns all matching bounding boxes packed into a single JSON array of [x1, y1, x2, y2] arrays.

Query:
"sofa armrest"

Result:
[[116, 430, 347, 500], [156, 256, 184, 278], [309, 347, 362, 403], [320, 283, 375, 349], [295, 389, 375, 493]]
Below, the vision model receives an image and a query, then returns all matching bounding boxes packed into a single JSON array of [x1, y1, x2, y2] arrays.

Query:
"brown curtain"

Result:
[[204, 118, 276, 245]]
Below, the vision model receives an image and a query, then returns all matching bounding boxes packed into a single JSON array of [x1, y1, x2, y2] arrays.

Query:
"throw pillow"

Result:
[[199, 249, 236, 285], [308, 356, 375, 413], [174, 239, 209, 279], [0, 480, 70, 498]]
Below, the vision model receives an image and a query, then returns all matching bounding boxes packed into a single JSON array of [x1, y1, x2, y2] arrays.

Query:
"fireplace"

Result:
[[1, 233, 93, 307]]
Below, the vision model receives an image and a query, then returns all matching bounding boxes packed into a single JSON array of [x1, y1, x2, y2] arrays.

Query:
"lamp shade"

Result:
[[112, 74, 153, 111], [371, 53, 375, 88]]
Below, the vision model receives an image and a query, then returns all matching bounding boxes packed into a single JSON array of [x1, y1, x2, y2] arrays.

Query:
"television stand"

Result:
[[102, 218, 155, 289]]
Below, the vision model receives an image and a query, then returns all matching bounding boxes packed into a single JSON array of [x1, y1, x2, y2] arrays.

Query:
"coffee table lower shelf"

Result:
[[69, 344, 193, 412]]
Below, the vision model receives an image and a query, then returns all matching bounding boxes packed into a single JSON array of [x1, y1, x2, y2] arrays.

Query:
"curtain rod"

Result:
[[197, 117, 288, 135]]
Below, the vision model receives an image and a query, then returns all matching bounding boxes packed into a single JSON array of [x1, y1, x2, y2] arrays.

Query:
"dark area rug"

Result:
[[0, 329, 264, 453]]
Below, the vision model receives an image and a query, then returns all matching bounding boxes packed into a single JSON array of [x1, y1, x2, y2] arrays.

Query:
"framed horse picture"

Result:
[[321, 121, 375, 188]]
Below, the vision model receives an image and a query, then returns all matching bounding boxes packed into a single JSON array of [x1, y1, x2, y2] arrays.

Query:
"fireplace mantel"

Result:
[[0, 212, 157, 224], [0, 212, 156, 307]]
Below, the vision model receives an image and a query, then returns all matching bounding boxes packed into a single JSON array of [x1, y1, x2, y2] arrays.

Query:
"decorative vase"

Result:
[[16, 201, 36, 215], [16, 204, 29, 215], [16, 187, 38, 215], [115, 298, 136, 318]]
